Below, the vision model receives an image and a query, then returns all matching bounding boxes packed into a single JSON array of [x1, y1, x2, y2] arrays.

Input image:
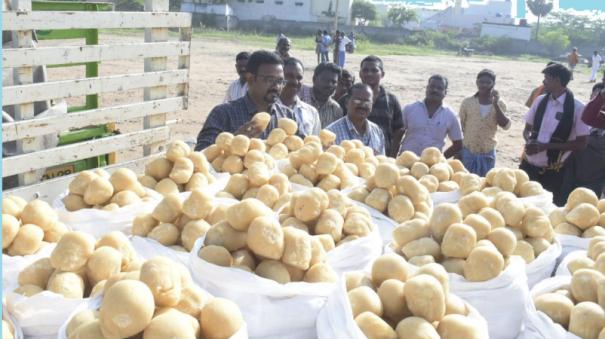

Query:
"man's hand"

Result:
[[491, 90, 500, 106], [235, 121, 264, 138], [525, 141, 545, 155]]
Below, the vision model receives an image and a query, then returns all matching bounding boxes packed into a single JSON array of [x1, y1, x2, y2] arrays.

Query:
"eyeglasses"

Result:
[[255, 74, 286, 87]]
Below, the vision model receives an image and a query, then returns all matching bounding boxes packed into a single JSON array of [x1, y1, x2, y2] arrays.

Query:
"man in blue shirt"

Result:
[[327, 83, 385, 155], [195, 51, 297, 150], [319, 30, 332, 64]]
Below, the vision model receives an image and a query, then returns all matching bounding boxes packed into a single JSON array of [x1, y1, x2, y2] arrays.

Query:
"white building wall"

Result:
[[481, 22, 531, 40], [228, 0, 314, 22]]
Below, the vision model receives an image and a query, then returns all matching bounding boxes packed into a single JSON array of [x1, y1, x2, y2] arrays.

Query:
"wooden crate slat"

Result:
[[3, 69, 188, 106], [2, 153, 164, 202], [3, 126, 169, 177], [2, 11, 191, 30], [3, 41, 190, 68], [3, 97, 185, 142]]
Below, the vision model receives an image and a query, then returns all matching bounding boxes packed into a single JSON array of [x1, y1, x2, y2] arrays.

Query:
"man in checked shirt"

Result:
[[195, 50, 298, 151]]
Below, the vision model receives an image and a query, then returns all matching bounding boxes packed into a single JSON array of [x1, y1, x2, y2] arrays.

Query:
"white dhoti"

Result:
[[591, 65, 601, 81]]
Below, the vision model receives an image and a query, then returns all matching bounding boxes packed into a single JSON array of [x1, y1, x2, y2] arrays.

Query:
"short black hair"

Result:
[[542, 63, 571, 87], [284, 57, 304, 70], [323, 30, 328, 34], [477, 69, 496, 81], [313, 62, 342, 80], [236, 52, 250, 62], [593, 82, 604, 93], [246, 50, 283, 75], [546, 61, 556, 67], [341, 69, 353, 79], [350, 83, 372, 95], [429, 74, 449, 89], [361, 55, 384, 73]]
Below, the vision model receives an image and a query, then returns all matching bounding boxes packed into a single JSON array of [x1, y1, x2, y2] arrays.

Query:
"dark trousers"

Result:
[[519, 160, 568, 206]]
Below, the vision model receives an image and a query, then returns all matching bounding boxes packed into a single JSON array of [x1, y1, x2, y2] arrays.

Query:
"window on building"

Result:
[[256, 0, 264, 3], [294, 2, 303, 6], [275, 0, 283, 4]]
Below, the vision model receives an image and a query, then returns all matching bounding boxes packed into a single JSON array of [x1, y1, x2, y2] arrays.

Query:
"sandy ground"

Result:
[[43, 34, 595, 169]]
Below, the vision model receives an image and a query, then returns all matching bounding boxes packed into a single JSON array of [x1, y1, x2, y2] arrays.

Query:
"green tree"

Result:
[[539, 29, 570, 56], [527, 0, 553, 40], [351, 0, 377, 26], [387, 5, 417, 27]]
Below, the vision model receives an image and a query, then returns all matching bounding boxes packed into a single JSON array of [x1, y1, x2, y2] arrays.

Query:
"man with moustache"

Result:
[[299, 62, 343, 128], [195, 51, 297, 151], [279, 58, 321, 136], [276, 37, 292, 62], [224, 52, 250, 103], [339, 55, 403, 157], [334, 68, 355, 102], [398, 74, 463, 159], [327, 83, 385, 155]]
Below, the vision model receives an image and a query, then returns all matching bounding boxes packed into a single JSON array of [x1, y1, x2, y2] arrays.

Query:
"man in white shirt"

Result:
[[224, 51, 250, 103], [591, 51, 602, 82], [279, 58, 321, 136], [337, 32, 352, 68]]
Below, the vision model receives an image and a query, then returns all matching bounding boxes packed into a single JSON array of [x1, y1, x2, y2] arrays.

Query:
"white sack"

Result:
[[2, 244, 55, 294], [526, 240, 562, 288], [316, 275, 490, 339], [517, 276, 580, 339], [6, 290, 86, 338], [554, 250, 587, 277], [189, 237, 334, 339], [449, 256, 531, 339], [52, 189, 162, 238]]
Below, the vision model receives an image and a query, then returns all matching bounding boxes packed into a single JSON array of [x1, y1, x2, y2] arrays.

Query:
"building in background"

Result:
[[181, 0, 353, 28]]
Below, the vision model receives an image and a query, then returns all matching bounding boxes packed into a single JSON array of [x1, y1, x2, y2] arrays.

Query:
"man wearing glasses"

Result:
[[326, 83, 385, 155], [195, 50, 297, 151]]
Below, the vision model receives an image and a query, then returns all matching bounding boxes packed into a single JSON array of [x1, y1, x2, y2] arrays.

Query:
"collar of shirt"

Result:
[[345, 115, 369, 138], [420, 100, 445, 118], [549, 92, 566, 107]]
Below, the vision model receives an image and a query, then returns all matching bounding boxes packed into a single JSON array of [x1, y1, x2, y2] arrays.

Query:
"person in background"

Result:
[[334, 69, 355, 102], [224, 52, 250, 103], [196, 51, 297, 150], [590, 51, 602, 82], [319, 30, 331, 63], [525, 61, 556, 108], [327, 83, 385, 155], [276, 37, 292, 62], [568, 47, 579, 80], [521, 63, 590, 206], [561, 82, 605, 199], [299, 62, 343, 128], [279, 58, 321, 136], [339, 55, 403, 157], [398, 74, 463, 159], [459, 69, 511, 176], [333, 30, 341, 66], [315, 30, 322, 64], [337, 32, 352, 68]]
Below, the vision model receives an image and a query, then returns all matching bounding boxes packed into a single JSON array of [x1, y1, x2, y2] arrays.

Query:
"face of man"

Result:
[[360, 61, 384, 87], [284, 62, 304, 93], [278, 39, 291, 56], [249, 63, 285, 105], [236, 58, 248, 82], [313, 71, 339, 98], [339, 74, 354, 93], [542, 74, 561, 93], [347, 87, 373, 121], [425, 78, 447, 103], [476, 75, 494, 95]]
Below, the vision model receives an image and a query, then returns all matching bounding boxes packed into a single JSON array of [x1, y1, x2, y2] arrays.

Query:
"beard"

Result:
[[264, 91, 280, 104]]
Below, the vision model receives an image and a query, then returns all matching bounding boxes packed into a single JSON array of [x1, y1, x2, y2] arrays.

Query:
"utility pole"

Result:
[[333, 0, 340, 32]]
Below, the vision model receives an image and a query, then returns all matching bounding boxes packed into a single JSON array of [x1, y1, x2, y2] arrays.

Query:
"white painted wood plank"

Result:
[[2, 11, 191, 30], [3, 153, 164, 202], [177, 27, 191, 103], [3, 69, 188, 106], [3, 97, 185, 142], [3, 126, 169, 177], [3, 42, 190, 68], [143, 0, 169, 157]]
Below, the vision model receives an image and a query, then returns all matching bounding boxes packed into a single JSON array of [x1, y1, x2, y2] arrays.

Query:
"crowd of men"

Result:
[[195, 48, 605, 206]]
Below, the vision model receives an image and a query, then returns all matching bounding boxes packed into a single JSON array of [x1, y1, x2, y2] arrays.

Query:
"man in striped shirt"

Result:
[[299, 62, 343, 128], [224, 51, 250, 103], [327, 83, 385, 155]]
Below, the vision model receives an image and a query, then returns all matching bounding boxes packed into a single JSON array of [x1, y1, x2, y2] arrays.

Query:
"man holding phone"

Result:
[[459, 69, 511, 176]]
